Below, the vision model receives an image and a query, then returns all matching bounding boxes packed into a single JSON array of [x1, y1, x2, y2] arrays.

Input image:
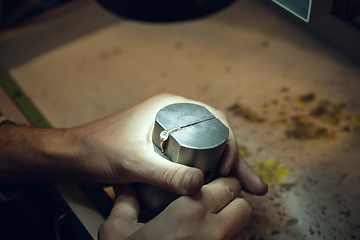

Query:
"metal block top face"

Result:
[[171, 118, 228, 149], [155, 103, 215, 133], [152, 103, 229, 180]]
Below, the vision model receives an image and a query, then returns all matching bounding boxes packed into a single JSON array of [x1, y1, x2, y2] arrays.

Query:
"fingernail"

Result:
[[182, 169, 203, 195]]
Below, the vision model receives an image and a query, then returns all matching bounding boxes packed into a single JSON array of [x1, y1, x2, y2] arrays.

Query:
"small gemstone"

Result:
[[160, 131, 169, 141]]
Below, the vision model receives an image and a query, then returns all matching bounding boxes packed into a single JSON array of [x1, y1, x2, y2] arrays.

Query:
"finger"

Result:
[[211, 110, 268, 195], [199, 177, 241, 213], [231, 154, 268, 196], [219, 127, 238, 176], [136, 152, 204, 196], [215, 198, 252, 240], [99, 185, 142, 240], [200, 105, 268, 196]]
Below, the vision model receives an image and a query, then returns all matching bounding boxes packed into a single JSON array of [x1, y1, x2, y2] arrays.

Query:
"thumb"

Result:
[[99, 185, 143, 240], [137, 152, 204, 196]]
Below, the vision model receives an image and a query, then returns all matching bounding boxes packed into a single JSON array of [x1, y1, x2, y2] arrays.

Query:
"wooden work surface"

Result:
[[1, 0, 360, 239]]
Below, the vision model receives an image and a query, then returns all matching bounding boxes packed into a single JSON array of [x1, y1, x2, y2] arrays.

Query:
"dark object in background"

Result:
[[0, 0, 76, 30], [96, 0, 236, 22], [272, 0, 360, 22], [0, 184, 91, 240], [96, 0, 360, 23], [332, 0, 360, 20]]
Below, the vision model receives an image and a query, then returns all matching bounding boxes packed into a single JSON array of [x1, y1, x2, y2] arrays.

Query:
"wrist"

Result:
[[39, 127, 80, 181]]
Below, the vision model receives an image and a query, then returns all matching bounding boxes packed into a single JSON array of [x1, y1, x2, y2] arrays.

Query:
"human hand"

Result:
[[99, 177, 251, 240], [69, 93, 267, 195]]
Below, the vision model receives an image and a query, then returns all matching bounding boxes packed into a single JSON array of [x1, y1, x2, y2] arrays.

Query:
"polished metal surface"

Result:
[[135, 103, 229, 222]]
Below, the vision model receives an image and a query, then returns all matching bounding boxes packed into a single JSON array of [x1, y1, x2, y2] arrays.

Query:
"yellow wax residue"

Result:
[[252, 160, 289, 187], [354, 113, 360, 127], [261, 103, 269, 109], [295, 92, 316, 108]]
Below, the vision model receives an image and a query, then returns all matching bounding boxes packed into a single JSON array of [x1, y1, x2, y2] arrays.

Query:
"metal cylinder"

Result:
[[134, 103, 229, 222]]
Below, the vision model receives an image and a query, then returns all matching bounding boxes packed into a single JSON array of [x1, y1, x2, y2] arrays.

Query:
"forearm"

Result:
[[0, 124, 79, 184]]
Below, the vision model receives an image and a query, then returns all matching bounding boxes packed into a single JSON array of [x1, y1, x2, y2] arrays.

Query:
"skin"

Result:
[[0, 93, 267, 239], [100, 177, 251, 240]]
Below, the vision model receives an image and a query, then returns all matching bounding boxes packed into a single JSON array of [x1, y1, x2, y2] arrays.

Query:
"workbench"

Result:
[[0, 0, 359, 239]]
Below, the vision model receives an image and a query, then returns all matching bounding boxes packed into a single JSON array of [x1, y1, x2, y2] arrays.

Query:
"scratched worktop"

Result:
[[3, 0, 360, 239]]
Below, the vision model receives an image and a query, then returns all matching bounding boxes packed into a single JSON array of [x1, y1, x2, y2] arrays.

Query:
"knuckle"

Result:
[[209, 177, 241, 199], [225, 186, 235, 199], [227, 177, 241, 196]]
